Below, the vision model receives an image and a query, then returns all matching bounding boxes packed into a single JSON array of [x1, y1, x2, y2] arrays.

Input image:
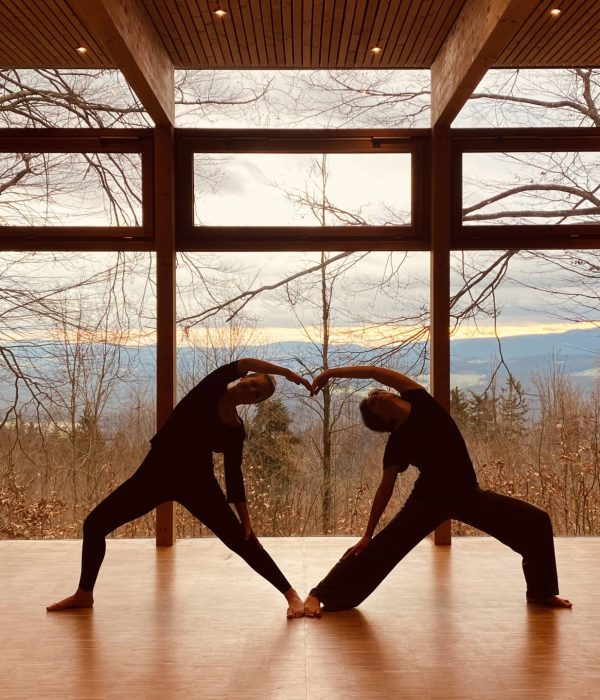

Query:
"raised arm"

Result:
[[312, 365, 422, 395], [237, 358, 312, 393]]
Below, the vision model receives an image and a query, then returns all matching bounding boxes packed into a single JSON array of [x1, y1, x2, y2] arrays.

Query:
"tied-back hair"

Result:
[[359, 388, 397, 432], [246, 372, 277, 399]]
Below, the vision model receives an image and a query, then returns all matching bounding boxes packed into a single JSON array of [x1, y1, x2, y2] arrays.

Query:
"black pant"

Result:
[[310, 488, 559, 611], [79, 449, 291, 594]]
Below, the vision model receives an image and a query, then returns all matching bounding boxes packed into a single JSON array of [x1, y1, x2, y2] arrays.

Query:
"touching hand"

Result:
[[243, 523, 263, 548], [311, 370, 331, 395], [286, 371, 313, 395], [341, 534, 372, 560]]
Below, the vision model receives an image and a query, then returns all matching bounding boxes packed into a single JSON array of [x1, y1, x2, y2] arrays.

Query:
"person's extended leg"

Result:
[[451, 488, 571, 607], [47, 453, 164, 611], [176, 476, 303, 617], [307, 495, 448, 614]]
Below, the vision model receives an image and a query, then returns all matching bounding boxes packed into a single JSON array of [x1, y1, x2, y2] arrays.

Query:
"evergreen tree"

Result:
[[466, 389, 497, 436], [498, 378, 528, 438], [450, 386, 470, 429], [245, 397, 299, 479]]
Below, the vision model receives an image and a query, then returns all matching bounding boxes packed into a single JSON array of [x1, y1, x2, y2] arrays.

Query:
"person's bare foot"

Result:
[[304, 594, 322, 618], [527, 594, 572, 608], [46, 587, 94, 612], [285, 588, 305, 618]]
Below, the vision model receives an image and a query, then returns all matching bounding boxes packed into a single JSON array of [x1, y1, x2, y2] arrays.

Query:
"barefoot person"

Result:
[[48, 358, 311, 618], [304, 365, 571, 617]]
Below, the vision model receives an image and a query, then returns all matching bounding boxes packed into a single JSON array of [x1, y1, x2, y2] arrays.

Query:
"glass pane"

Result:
[[0, 152, 143, 226], [0, 69, 150, 128], [176, 69, 430, 128], [450, 250, 600, 535], [176, 251, 429, 536], [456, 68, 600, 128], [0, 252, 156, 539], [463, 152, 600, 225], [194, 153, 411, 226]]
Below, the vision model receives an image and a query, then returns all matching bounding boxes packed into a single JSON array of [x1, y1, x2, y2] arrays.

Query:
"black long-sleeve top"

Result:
[[150, 361, 248, 503], [383, 388, 479, 502]]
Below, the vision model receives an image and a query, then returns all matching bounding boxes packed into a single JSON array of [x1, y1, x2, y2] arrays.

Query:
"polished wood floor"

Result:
[[1, 537, 599, 699]]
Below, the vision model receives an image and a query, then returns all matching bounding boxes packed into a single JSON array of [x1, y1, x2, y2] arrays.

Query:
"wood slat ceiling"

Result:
[[0, 0, 599, 70]]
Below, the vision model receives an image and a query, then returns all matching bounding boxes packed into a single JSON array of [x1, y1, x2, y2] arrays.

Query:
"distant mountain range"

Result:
[[231, 328, 600, 392], [1, 328, 598, 411], [449, 327, 600, 391]]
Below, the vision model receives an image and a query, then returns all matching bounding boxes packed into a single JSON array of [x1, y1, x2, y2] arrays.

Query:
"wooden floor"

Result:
[[1, 537, 599, 699]]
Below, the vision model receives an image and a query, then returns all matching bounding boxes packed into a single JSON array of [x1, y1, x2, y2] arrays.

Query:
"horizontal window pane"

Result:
[[463, 152, 600, 225], [0, 152, 142, 227], [456, 68, 599, 128], [176, 70, 430, 129], [0, 69, 150, 129], [194, 153, 411, 226]]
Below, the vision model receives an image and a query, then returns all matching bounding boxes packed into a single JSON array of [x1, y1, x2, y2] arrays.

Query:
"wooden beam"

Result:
[[430, 124, 452, 546], [78, 0, 175, 126], [154, 125, 177, 546], [431, 0, 537, 127]]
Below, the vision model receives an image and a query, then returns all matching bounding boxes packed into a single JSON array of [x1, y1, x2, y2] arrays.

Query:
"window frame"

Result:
[[0, 128, 155, 250], [175, 128, 430, 252], [452, 127, 600, 250]]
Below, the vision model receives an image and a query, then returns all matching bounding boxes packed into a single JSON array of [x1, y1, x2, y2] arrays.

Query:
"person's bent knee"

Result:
[[531, 508, 553, 537], [82, 512, 108, 539]]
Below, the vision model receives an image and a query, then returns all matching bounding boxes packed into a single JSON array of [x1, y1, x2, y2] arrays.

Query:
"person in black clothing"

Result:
[[47, 358, 311, 618], [304, 365, 572, 617]]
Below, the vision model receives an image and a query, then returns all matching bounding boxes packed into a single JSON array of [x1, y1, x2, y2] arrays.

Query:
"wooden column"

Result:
[[430, 125, 452, 546], [154, 125, 177, 546], [428, 0, 535, 545]]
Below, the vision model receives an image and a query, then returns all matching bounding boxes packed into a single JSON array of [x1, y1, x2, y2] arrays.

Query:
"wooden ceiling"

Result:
[[1, 0, 599, 71]]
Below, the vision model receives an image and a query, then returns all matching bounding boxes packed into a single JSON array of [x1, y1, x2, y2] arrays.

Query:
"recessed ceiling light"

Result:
[[550, 8, 561, 16], [76, 46, 88, 55], [370, 46, 382, 55], [214, 8, 227, 17]]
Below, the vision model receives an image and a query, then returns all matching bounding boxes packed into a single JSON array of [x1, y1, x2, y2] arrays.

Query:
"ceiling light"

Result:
[[549, 8, 561, 16], [76, 46, 88, 55], [370, 46, 382, 55], [214, 8, 227, 17]]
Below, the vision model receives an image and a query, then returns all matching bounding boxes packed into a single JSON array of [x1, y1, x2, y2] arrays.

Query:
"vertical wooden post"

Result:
[[430, 124, 452, 546], [154, 124, 177, 546]]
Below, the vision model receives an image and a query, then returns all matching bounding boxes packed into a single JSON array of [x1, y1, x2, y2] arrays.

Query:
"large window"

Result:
[[450, 250, 600, 535], [0, 252, 156, 539], [176, 250, 430, 536]]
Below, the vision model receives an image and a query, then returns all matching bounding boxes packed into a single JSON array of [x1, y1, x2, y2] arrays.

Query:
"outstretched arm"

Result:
[[312, 365, 422, 395], [233, 501, 262, 546], [342, 465, 399, 558], [237, 357, 312, 393]]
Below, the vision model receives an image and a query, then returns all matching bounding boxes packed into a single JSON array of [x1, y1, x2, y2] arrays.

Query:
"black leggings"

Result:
[[310, 488, 560, 610], [79, 450, 291, 594]]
